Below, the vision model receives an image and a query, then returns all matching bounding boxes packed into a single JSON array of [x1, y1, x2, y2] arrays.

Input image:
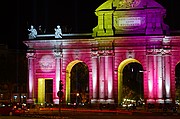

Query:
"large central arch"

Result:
[[65, 60, 83, 103], [118, 58, 142, 104]]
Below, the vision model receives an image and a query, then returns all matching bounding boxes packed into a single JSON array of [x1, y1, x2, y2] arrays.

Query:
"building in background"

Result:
[[0, 44, 27, 103]]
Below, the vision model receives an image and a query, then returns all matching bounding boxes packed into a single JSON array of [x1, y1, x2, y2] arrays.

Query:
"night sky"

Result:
[[1, 0, 179, 49]]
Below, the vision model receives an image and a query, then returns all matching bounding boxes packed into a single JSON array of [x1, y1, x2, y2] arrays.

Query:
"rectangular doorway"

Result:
[[38, 78, 53, 105], [45, 79, 53, 104]]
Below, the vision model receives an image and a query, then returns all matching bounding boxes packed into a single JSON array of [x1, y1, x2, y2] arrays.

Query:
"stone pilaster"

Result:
[[91, 51, 99, 103], [53, 49, 63, 104], [26, 50, 35, 104]]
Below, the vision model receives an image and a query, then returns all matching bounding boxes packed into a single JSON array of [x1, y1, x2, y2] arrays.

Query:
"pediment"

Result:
[[93, 0, 169, 37], [96, 0, 164, 11]]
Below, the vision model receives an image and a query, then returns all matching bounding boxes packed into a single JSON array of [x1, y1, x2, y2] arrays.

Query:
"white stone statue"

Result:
[[28, 25, 37, 39], [54, 25, 62, 38]]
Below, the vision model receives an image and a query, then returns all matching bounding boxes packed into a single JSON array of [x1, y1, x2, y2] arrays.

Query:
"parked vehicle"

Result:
[[0, 102, 24, 116]]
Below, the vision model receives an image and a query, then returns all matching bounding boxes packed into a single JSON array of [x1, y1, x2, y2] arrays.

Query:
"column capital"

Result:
[[91, 51, 99, 57], [54, 49, 62, 58], [98, 50, 114, 56], [146, 48, 171, 55], [91, 50, 114, 57], [26, 50, 35, 59]]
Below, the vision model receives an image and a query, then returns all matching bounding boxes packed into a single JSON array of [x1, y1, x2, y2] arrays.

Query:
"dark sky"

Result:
[[1, 0, 179, 49]]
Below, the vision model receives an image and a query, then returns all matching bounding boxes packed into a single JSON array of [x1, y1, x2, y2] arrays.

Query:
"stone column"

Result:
[[53, 49, 62, 104], [146, 48, 171, 103], [164, 55, 171, 99], [26, 51, 35, 104], [104, 50, 114, 104], [105, 54, 113, 99], [146, 50, 155, 101], [162, 50, 171, 102], [99, 55, 105, 100], [157, 55, 163, 99], [91, 51, 99, 103], [98, 49, 114, 104]]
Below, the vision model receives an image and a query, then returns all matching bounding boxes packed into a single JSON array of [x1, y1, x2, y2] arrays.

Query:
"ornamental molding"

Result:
[[126, 50, 135, 58], [91, 50, 114, 57], [53, 49, 62, 58], [146, 48, 171, 55], [26, 50, 36, 58]]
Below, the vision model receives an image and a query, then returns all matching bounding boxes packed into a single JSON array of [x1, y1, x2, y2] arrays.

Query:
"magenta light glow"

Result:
[[55, 57, 60, 100], [157, 56, 162, 98], [28, 58, 34, 99], [99, 56, 105, 99], [105, 56, 113, 98], [92, 57, 98, 99], [165, 56, 171, 98], [29, 73, 33, 98], [147, 56, 153, 98]]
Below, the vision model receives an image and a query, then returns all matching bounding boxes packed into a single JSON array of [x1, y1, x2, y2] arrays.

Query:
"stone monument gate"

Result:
[[24, 0, 180, 106]]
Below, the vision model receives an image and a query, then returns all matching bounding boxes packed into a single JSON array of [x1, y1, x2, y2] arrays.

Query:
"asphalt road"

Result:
[[1, 107, 180, 119], [1, 115, 180, 119]]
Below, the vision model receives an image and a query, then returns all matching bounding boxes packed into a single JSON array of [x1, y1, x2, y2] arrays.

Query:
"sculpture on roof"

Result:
[[54, 25, 62, 38], [28, 25, 37, 39]]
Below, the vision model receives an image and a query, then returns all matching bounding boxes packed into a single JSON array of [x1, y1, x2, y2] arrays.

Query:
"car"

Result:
[[0, 102, 24, 116]]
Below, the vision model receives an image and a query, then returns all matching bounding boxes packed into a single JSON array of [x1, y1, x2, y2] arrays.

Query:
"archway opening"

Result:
[[175, 63, 180, 105], [70, 62, 89, 105], [122, 62, 144, 107], [66, 60, 89, 105], [118, 58, 144, 107]]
